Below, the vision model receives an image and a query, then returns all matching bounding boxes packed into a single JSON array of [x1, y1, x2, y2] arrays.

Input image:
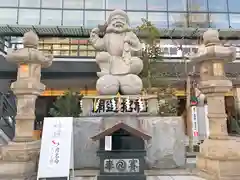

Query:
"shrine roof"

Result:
[[91, 122, 151, 141]]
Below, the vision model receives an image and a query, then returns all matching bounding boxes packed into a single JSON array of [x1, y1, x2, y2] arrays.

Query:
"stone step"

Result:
[[186, 158, 197, 169], [0, 175, 36, 180], [72, 175, 205, 180], [0, 169, 200, 180], [74, 169, 198, 177], [186, 152, 197, 158], [0, 175, 206, 180]]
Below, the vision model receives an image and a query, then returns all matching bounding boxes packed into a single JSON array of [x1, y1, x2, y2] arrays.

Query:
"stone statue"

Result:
[[89, 9, 143, 95]]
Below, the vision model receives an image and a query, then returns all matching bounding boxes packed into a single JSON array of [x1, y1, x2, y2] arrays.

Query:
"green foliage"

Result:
[[136, 18, 162, 92], [137, 18, 178, 116], [157, 87, 178, 116], [137, 18, 162, 61], [49, 90, 83, 117], [228, 116, 240, 135], [136, 18, 161, 45]]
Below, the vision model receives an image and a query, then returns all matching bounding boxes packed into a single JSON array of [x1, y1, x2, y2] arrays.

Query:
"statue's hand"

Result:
[[45, 54, 54, 61], [90, 28, 100, 37], [124, 36, 132, 45]]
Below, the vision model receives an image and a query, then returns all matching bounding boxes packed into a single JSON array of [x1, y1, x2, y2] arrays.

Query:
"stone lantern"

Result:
[[6, 31, 53, 141], [0, 31, 53, 178], [190, 29, 240, 180]]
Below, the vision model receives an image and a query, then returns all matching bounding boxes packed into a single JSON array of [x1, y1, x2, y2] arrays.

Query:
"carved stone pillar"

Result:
[[191, 29, 240, 180], [0, 31, 53, 178]]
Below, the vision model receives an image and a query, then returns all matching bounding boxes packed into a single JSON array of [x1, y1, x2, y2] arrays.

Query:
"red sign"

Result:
[[193, 131, 199, 137]]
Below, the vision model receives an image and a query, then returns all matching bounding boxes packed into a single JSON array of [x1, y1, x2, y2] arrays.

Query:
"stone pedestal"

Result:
[[196, 81, 240, 180], [0, 31, 53, 178], [0, 141, 40, 178], [12, 82, 45, 142], [190, 29, 240, 180], [197, 137, 240, 180]]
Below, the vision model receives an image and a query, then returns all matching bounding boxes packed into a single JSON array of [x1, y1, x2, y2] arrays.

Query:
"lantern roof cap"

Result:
[[203, 29, 221, 46], [23, 30, 39, 48]]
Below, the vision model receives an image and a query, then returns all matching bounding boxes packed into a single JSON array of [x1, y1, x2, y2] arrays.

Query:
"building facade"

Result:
[[0, 0, 240, 114], [1, 0, 240, 58], [1, 0, 240, 29]]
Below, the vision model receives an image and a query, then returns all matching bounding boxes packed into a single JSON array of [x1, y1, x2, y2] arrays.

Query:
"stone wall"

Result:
[[73, 116, 185, 169], [139, 116, 185, 169], [74, 117, 102, 169]]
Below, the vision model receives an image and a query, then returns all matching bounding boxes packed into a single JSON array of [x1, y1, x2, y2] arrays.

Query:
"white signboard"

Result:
[[37, 117, 74, 180], [105, 136, 112, 151], [191, 106, 199, 137]]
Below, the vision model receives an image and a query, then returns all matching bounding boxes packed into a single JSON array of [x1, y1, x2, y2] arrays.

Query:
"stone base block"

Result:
[[0, 140, 40, 177], [0, 160, 36, 176], [14, 118, 35, 142], [196, 136, 240, 180], [1, 140, 40, 161]]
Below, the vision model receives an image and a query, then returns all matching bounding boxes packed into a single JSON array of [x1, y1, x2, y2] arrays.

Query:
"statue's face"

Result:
[[107, 14, 128, 33], [111, 15, 126, 29]]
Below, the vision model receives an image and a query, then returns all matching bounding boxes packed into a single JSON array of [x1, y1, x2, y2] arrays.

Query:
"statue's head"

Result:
[[106, 9, 131, 33]]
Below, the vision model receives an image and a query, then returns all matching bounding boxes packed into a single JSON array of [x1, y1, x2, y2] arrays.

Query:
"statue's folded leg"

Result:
[[129, 57, 143, 75], [96, 75, 120, 95], [96, 52, 111, 76], [118, 74, 143, 95]]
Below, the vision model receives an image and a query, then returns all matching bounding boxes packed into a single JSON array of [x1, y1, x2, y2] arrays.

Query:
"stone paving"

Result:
[[0, 169, 206, 180], [148, 176, 206, 180], [73, 169, 206, 180], [74, 176, 206, 180], [0, 176, 206, 180]]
